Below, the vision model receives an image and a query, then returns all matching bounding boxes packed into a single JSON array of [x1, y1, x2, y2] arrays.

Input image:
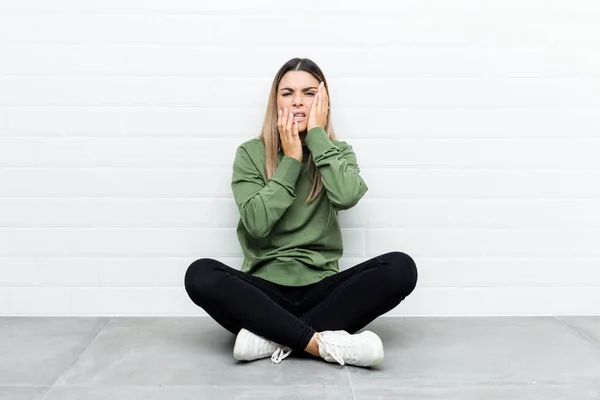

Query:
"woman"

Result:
[[184, 58, 418, 367]]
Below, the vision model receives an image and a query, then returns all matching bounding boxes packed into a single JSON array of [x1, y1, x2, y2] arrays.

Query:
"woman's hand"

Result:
[[278, 107, 303, 162], [307, 81, 329, 131]]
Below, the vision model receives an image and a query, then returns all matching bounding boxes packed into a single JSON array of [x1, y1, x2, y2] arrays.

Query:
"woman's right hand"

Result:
[[278, 107, 303, 162]]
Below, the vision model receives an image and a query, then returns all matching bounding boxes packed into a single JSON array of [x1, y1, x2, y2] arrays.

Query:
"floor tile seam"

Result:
[[349, 382, 580, 387], [345, 367, 357, 400], [554, 315, 599, 347], [347, 376, 598, 388], [350, 381, 600, 392], [36, 384, 355, 389], [0, 384, 51, 388], [39, 317, 111, 400]]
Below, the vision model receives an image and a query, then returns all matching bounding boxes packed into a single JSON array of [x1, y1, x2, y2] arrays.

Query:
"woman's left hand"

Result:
[[307, 82, 329, 131]]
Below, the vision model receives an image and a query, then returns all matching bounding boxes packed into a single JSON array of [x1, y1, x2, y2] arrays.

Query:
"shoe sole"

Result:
[[233, 328, 252, 361], [361, 330, 384, 367]]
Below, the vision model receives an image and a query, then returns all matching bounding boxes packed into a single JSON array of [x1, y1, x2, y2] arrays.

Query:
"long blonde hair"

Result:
[[260, 58, 336, 202]]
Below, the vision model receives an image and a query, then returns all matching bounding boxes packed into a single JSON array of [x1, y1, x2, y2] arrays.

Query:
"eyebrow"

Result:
[[279, 86, 318, 92]]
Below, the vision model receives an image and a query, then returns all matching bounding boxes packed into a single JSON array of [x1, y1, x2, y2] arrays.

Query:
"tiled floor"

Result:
[[1, 317, 599, 399]]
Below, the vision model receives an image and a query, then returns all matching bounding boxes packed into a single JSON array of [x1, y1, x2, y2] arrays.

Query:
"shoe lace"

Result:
[[316, 334, 357, 366], [271, 346, 292, 364]]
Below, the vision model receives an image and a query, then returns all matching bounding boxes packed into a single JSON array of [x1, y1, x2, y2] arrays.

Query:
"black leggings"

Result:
[[184, 251, 418, 353]]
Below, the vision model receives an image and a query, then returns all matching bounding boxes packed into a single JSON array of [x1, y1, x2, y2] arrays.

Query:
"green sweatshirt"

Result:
[[231, 126, 368, 286]]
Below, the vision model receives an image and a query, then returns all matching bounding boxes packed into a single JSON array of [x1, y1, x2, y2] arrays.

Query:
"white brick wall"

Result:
[[1, 0, 599, 316]]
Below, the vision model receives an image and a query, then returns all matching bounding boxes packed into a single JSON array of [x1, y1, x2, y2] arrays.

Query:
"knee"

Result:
[[380, 251, 418, 297], [184, 258, 222, 301]]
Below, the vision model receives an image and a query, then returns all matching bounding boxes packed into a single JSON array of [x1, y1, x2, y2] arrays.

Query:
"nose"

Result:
[[292, 93, 303, 106]]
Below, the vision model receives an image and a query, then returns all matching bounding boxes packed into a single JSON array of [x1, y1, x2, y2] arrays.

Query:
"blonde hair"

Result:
[[260, 58, 336, 202]]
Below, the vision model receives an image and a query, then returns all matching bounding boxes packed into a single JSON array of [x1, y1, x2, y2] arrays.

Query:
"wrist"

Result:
[[283, 153, 302, 163]]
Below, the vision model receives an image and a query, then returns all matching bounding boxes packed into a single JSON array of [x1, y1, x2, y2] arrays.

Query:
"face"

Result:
[[277, 71, 320, 133]]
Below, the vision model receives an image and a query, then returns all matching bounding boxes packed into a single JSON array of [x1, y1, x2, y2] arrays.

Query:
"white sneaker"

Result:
[[233, 328, 292, 364], [316, 330, 384, 367]]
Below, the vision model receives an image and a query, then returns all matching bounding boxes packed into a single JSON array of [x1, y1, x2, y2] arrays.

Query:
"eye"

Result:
[[282, 93, 291, 96], [306, 92, 315, 96]]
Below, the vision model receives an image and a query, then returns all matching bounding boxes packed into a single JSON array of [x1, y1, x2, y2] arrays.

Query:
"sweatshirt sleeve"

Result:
[[304, 127, 368, 211], [231, 145, 302, 238]]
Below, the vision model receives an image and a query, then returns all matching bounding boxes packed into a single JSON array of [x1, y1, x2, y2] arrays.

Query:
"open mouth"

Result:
[[293, 113, 306, 121]]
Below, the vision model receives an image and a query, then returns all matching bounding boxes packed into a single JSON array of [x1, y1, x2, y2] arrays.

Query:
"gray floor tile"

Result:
[[5, 316, 600, 399], [558, 316, 600, 346], [0, 318, 108, 385], [353, 382, 600, 400], [44, 385, 354, 400], [55, 318, 350, 387], [0, 387, 49, 400], [348, 317, 600, 387]]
